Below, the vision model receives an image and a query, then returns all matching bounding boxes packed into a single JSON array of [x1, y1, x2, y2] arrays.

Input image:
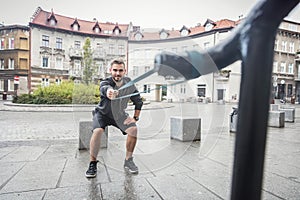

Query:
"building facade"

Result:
[[273, 19, 300, 103], [128, 19, 242, 102], [0, 25, 30, 100], [29, 7, 134, 91]]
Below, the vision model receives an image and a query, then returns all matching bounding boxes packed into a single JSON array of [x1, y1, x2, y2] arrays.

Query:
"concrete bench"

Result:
[[279, 108, 295, 122], [78, 120, 108, 150], [170, 116, 201, 141], [268, 111, 285, 128], [270, 104, 295, 122]]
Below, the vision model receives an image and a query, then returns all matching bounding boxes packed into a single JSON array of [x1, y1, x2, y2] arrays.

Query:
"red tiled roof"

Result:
[[129, 18, 238, 41], [30, 7, 129, 37]]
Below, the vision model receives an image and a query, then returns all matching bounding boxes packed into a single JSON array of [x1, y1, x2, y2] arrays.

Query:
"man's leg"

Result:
[[125, 126, 137, 159], [85, 128, 104, 178], [124, 126, 139, 174], [90, 128, 104, 161]]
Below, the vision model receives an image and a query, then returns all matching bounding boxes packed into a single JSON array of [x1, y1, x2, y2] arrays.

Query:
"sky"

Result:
[[0, 0, 299, 30]]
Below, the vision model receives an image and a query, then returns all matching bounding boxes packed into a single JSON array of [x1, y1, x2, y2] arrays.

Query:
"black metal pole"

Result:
[[152, 1, 299, 199], [230, 1, 299, 199]]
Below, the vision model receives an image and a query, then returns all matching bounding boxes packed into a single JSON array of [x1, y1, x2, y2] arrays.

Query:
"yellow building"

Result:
[[0, 25, 30, 100]]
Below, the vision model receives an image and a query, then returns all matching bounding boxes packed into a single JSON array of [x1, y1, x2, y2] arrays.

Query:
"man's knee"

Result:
[[93, 128, 104, 135], [126, 126, 137, 137]]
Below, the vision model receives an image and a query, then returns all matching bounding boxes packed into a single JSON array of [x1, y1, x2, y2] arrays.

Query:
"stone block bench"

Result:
[[279, 107, 295, 122], [170, 116, 201, 141], [270, 104, 295, 122], [268, 111, 285, 128], [78, 120, 108, 150]]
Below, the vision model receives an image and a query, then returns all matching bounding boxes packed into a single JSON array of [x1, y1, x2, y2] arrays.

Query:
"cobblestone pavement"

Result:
[[0, 101, 299, 199]]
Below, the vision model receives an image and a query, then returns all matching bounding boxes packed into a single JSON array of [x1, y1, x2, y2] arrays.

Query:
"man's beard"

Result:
[[113, 76, 122, 82]]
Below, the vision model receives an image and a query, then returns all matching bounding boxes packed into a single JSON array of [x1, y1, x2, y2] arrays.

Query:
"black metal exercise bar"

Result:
[[152, 0, 299, 199]]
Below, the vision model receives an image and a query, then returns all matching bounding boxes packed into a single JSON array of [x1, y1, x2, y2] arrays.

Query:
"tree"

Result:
[[82, 37, 96, 85]]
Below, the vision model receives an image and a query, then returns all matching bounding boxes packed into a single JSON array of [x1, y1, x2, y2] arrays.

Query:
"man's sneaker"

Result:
[[124, 157, 139, 174], [85, 160, 98, 178]]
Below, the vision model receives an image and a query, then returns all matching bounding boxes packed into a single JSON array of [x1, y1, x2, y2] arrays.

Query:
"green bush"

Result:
[[13, 81, 100, 104]]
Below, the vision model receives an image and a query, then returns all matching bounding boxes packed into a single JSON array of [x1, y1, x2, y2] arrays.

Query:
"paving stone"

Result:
[[0, 190, 45, 200], [59, 157, 110, 187], [44, 184, 101, 200], [186, 158, 232, 199], [101, 177, 160, 200], [263, 172, 300, 199], [147, 174, 220, 199], [0, 159, 65, 193], [0, 162, 25, 189], [0, 146, 47, 162]]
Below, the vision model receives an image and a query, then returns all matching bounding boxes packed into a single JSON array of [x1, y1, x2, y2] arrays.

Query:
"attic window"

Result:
[[135, 33, 143, 40], [50, 19, 56, 26], [205, 23, 214, 31], [160, 32, 168, 39], [181, 29, 189, 36], [71, 18, 80, 31], [73, 24, 79, 31], [114, 29, 120, 35], [94, 27, 100, 33]]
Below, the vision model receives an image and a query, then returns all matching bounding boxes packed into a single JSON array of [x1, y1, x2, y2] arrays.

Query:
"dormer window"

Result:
[[205, 23, 214, 31], [47, 9, 57, 26], [113, 24, 121, 35], [71, 18, 80, 31], [204, 19, 216, 31], [114, 29, 120, 35], [95, 27, 100, 33], [159, 29, 169, 39], [180, 26, 190, 37], [50, 19, 56, 26], [93, 21, 101, 33], [134, 32, 143, 40]]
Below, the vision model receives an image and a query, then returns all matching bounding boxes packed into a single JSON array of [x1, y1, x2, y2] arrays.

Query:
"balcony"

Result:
[[69, 48, 83, 58], [214, 70, 231, 81], [39, 46, 52, 54], [295, 50, 300, 61], [93, 49, 106, 60]]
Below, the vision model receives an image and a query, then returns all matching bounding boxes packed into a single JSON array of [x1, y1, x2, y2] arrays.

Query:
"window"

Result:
[[273, 61, 278, 73], [280, 62, 286, 73], [109, 44, 114, 54], [55, 78, 61, 85], [145, 66, 150, 73], [74, 59, 81, 75], [74, 41, 81, 49], [160, 32, 168, 39], [8, 58, 14, 69], [289, 42, 294, 53], [133, 66, 139, 76], [180, 84, 186, 94], [42, 35, 49, 47], [171, 48, 177, 53], [288, 63, 293, 74], [287, 84, 293, 97], [41, 78, 49, 87], [114, 29, 120, 35], [55, 57, 63, 69], [181, 29, 189, 36], [288, 24, 297, 31], [0, 59, 4, 69], [8, 80, 14, 91], [8, 38, 14, 49], [56, 38, 62, 49], [42, 57, 49, 68], [143, 85, 150, 93], [1, 38, 5, 49], [73, 24, 79, 31], [0, 79, 4, 91], [204, 42, 210, 49], [118, 45, 124, 55], [274, 40, 278, 51], [281, 41, 287, 52]]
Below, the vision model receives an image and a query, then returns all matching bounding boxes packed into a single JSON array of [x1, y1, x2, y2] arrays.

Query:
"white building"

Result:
[[128, 19, 242, 102]]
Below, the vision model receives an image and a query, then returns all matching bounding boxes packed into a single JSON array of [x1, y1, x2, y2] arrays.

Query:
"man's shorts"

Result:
[[92, 110, 136, 135]]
